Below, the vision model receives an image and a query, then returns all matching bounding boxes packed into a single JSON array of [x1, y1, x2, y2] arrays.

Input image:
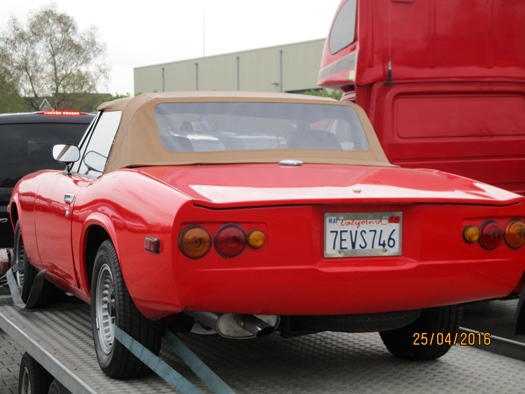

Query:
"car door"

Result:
[[32, 171, 92, 288], [33, 111, 121, 290]]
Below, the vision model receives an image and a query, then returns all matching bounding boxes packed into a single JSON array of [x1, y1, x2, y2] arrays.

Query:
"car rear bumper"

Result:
[[133, 256, 525, 320]]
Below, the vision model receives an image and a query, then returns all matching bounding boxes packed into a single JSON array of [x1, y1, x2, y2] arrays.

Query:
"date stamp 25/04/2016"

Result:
[[413, 332, 491, 347]]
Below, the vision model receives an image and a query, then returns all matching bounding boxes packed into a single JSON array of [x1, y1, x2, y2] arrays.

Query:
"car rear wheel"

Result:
[[18, 352, 52, 394], [12, 221, 57, 308], [91, 240, 163, 379], [379, 305, 461, 361]]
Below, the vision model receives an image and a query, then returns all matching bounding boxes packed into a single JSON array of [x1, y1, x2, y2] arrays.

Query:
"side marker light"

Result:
[[144, 236, 161, 253]]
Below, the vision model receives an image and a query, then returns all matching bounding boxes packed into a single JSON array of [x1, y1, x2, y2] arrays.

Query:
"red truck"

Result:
[[318, 0, 525, 334], [318, 0, 525, 196]]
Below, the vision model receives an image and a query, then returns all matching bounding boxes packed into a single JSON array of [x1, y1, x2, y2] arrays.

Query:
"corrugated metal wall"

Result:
[[133, 39, 325, 94]]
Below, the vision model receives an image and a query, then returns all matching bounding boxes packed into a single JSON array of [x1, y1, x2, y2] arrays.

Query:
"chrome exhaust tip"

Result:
[[187, 311, 279, 339], [238, 314, 275, 338]]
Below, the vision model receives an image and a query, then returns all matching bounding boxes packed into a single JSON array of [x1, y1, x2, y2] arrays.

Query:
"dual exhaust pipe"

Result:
[[187, 311, 279, 339]]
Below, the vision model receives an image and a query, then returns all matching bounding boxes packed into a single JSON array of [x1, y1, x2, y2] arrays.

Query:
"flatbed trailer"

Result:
[[0, 300, 225, 393], [0, 268, 234, 394], [2, 289, 525, 393]]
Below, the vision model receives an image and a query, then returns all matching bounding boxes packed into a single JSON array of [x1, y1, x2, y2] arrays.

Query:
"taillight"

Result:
[[214, 224, 246, 258], [179, 225, 211, 259], [478, 220, 502, 250], [180, 223, 266, 259], [463, 225, 479, 243], [247, 230, 266, 249], [504, 219, 525, 249]]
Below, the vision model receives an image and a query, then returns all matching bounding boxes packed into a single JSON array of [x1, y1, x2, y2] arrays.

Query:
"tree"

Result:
[[0, 4, 110, 111], [0, 62, 26, 112], [304, 89, 343, 101], [0, 78, 26, 113]]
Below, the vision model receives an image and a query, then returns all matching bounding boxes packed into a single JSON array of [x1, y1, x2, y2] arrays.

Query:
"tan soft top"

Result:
[[100, 91, 391, 173]]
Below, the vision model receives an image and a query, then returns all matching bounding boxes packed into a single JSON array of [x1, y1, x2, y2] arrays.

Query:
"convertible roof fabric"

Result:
[[100, 91, 391, 174]]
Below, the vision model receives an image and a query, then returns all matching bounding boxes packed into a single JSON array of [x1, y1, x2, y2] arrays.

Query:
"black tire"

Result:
[[294, 309, 421, 332], [12, 221, 57, 308], [18, 352, 52, 394], [379, 305, 462, 361], [48, 379, 70, 394], [91, 240, 163, 379]]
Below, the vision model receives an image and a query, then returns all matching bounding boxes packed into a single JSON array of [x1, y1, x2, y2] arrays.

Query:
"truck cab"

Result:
[[318, 0, 525, 195]]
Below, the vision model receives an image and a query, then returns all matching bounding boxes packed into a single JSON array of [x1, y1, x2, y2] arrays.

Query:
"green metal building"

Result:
[[134, 39, 325, 94]]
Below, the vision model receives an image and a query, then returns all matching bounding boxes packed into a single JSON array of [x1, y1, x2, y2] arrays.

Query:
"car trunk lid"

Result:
[[136, 163, 523, 208]]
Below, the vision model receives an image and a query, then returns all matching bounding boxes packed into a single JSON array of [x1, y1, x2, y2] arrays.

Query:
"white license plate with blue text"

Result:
[[324, 212, 402, 258]]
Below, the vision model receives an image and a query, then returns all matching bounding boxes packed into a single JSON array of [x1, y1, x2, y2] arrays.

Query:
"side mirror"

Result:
[[53, 144, 80, 164], [84, 151, 107, 174]]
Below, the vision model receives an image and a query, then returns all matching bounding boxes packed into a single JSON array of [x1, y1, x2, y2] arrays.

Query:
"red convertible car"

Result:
[[8, 92, 525, 379]]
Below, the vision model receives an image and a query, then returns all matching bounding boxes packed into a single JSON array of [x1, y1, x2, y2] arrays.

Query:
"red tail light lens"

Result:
[[179, 225, 211, 259], [504, 219, 525, 249], [214, 224, 246, 258], [478, 220, 502, 250]]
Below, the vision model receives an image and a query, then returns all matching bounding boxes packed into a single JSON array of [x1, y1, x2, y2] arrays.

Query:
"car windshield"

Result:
[[154, 102, 370, 152]]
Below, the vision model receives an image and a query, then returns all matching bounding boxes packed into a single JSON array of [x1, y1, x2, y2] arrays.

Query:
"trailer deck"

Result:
[[1, 289, 525, 393]]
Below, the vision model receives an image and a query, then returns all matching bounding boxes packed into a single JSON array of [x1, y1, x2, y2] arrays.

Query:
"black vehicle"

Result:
[[0, 111, 94, 252]]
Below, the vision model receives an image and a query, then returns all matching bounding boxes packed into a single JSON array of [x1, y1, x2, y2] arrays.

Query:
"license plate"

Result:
[[324, 212, 402, 258]]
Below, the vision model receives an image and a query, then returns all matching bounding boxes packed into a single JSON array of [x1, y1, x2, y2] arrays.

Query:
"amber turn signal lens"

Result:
[[504, 219, 525, 249], [478, 220, 502, 250], [463, 225, 479, 243], [247, 230, 266, 249], [179, 225, 211, 259]]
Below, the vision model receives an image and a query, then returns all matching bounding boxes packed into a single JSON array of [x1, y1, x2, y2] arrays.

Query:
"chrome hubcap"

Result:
[[20, 367, 31, 393], [14, 234, 26, 293], [95, 264, 115, 355]]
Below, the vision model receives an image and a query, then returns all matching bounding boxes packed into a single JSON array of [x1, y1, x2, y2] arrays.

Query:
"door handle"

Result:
[[64, 193, 75, 204]]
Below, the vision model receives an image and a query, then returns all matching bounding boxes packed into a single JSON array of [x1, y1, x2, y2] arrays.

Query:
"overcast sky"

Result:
[[0, 1, 341, 94]]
